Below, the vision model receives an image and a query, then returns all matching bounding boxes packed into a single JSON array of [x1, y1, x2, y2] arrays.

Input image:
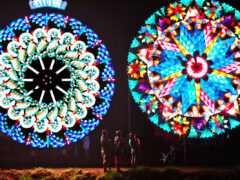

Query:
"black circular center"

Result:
[[37, 70, 56, 90], [24, 55, 71, 104]]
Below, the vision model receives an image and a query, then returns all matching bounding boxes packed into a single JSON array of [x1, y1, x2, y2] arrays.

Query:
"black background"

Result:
[[0, 0, 240, 168]]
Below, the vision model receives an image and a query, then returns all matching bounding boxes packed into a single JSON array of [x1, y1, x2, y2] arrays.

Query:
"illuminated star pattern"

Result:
[[128, 0, 240, 138]]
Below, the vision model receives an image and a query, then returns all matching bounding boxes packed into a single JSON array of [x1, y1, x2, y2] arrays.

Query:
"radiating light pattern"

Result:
[[128, 0, 240, 138], [0, 13, 115, 148]]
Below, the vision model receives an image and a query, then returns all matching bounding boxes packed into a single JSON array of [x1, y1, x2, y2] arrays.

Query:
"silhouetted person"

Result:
[[134, 133, 141, 164], [100, 129, 112, 172], [82, 135, 90, 161], [129, 133, 137, 168], [114, 130, 123, 172]]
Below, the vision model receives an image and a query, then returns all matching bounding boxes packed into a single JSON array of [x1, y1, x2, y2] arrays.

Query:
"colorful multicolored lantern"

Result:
[[128, 0, 240, 138], [0, 13, 115, 148]]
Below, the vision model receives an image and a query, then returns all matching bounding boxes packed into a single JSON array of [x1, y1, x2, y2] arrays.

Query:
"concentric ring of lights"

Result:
[[0, 13, 115, 148], [127, 0, 240, 138]]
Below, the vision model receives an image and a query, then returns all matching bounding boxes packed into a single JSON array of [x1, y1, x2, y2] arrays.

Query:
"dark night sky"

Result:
[[0, 0, 240, 168]]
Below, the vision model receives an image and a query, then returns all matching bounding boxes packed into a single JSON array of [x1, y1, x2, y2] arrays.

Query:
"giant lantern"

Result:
[[128, 0, 240, 138], [0, 13, 115, 148]]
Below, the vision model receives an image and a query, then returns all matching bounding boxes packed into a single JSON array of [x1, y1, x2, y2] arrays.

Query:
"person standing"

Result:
[[129, 133, 137, 168], [82, 135, 90, 161], [134, 133, 141, 165], [114, 130, 123, 172], [100, 129, 112, 172]]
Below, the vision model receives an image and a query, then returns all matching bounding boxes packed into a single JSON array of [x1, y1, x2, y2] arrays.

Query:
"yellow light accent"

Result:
[[212, 69, 237, 79], [195, 82, 201, 108], [204, 33, 220, 55], [160, 70, 183, 82], [171, 35, 189, 56]]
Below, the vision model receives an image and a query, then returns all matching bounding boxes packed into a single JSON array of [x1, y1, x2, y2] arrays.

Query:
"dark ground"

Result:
[[0, 167, 236, 180]]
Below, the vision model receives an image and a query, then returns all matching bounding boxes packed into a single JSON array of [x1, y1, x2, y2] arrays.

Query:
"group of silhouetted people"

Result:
[[100, 129, 141, 172]]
